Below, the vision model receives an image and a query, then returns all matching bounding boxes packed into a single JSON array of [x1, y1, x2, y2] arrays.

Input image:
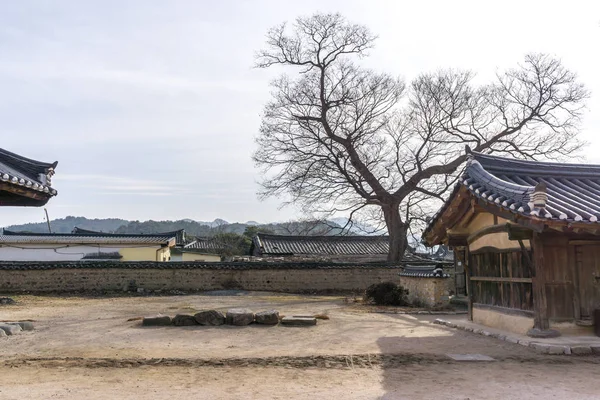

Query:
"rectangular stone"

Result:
[[446, 354, 495, 361], [281, 316, 316, 326], [570, 346, 593, 355]]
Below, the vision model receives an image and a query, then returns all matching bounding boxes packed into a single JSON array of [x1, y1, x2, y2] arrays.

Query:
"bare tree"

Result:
[[254, 13, 588, 262]]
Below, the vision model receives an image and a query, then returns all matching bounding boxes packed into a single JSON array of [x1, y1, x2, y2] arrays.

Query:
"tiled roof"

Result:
[[252, 234, 390, 256], [0, 148, 58, 197], [72, 227, 186, 246], [183, 238, 225, 253], [0, 230, 175, 245], [399, 265, 449, 278], [424, 150, 600, 239]]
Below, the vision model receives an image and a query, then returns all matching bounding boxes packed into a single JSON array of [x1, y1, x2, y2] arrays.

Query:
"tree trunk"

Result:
[[383, 204, 408, 263]]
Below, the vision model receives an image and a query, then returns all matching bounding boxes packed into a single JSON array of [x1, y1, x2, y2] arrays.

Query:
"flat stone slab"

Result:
[[591, 346, 600, 355], [142, 315, 172, 327], [281, 316, 317, 326], [529, 343, 570, 355], [255, 310, 280, 325], [195, 310, 225, 326], [446, 354, 495, 361], [0, 324, 22, 336], [226, 309, 254, 326], [570, 346, 593, 355], [172, 314, 198, 326]]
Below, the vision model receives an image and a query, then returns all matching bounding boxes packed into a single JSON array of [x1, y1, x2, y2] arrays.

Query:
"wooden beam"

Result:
[[507, 224, 533, 241], [467, 224, 508, 245], [447, 233, 469, 247]]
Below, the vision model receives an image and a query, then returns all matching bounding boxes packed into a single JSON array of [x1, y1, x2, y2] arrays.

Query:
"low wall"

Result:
[[473, 305, 534, 335], [0, 261, 404, 294], [399, 276, 450, 307]]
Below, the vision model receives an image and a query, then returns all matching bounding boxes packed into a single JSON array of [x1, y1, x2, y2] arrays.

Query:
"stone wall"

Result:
[[399, 276, 450, 307], [0, 261, 403, 294]]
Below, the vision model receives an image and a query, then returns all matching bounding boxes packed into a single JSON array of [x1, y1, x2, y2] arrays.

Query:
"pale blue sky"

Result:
[[1, 0, 599, 226]]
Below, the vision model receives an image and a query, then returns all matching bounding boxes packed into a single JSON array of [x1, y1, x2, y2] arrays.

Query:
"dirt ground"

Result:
[[1, 292, 598, 399]]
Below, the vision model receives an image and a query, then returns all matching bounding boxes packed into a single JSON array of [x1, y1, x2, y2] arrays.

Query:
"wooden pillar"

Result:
[[463, 246, 473, 321], [532, 233, 549, 330], [528, 232, 560, 337]]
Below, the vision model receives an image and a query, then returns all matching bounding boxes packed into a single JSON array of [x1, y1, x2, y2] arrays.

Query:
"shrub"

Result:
[[364, 282, 409, 306]]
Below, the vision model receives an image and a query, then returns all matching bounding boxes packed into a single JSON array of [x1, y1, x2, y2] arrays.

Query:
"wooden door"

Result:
[[575, 245, 600, 321]]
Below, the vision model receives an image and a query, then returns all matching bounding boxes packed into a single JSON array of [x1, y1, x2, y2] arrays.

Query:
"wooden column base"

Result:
[[526, 328, 561, 338]]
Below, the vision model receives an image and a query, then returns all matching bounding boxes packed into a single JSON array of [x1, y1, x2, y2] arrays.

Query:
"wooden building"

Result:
[[424, 149, 600, 337], [0, 230, 176, 261], [0, 148, 58, 206], [250, 233, 391, 262]]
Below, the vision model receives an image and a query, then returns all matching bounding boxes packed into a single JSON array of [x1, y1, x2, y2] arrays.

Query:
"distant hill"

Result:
[[3, 216, 364, 237], [4, 216, 128, 234]]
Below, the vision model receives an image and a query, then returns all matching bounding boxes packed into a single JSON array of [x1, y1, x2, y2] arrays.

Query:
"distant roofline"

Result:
[[255, 233, 389, 241]]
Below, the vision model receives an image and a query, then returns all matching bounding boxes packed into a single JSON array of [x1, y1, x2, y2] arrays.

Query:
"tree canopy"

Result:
[[254, 13, 588, 261]]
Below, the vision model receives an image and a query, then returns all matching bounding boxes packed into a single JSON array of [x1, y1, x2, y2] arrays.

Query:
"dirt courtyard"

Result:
[[1, 291, 598, 399]]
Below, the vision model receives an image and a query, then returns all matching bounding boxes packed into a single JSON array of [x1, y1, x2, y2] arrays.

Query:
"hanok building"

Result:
[[250, 233, 391, 262], [424, 149, 600, 337], [0, 148, 57, 206], [170, 238, 223, 262], [0, 230, 176, 261]]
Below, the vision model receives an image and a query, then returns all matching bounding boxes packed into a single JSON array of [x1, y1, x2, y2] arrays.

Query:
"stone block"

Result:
[[194, 310, 225, 326], [570, 346, 593, 355], [142, 315, 171, 326], [226, 309, 254, 326], [529, 343, 568, 355], [172, 314, 198, 326], [590, 345, 600, 355], [0, 324, 22, 335], [504, 336, 520, 344], [0, 329, 6, 338], [281, 316, 317, 326], [9, 322, 34, 331], [547, 345, 569, 355], [255, 310, 280, 325]]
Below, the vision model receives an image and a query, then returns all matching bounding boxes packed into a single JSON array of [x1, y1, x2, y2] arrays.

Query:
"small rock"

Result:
[[0, 324, 22, 335], [194, 310, 225, 326], [505, 336, 520, 344], [570, 346, 593, 355], [172, 314, 198, 326], [0, 297, 15, 305], [142, 315, 171, 326], [281, 316, 317, 326], [9, 322, 34, 331], [255, 310, 279, 325], [226, 309, 254, 326], [137, 288, 145, 293], [0, 329, 6, 338]]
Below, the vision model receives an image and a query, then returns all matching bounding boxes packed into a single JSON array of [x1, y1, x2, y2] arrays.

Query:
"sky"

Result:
[[1, 0, 599, 227]]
